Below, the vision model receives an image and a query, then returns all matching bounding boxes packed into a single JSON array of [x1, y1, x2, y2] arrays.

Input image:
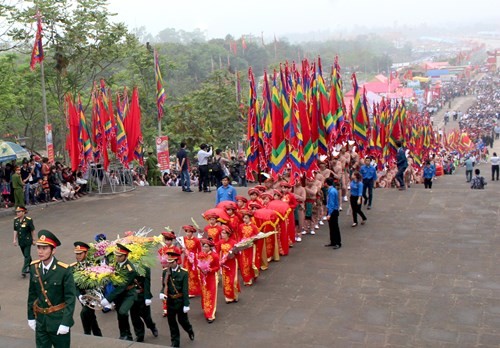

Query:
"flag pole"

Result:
[[40, 59, 49, 141]]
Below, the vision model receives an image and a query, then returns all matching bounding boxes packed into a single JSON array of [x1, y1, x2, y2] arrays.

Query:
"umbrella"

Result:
[[216, 201, 237, 211], [0, 141, 30, 162], [267, 200, 291, 220], [253, 208, 279, 224], [202, 208, 230, 223]]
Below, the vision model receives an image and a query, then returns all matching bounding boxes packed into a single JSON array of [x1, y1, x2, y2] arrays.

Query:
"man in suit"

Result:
[[100, 243, 138, 341], [27, 230, 76, 348], [70, 241, 102, 336], [160, 251, 195, 348]]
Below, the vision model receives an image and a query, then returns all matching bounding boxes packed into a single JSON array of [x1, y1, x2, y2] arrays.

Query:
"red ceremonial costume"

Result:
[[183, 236, 202, 297], [204, 223, 222, 244], [282, 192, 298, 246], [216, 238, 240, 303], [238, 222, 259, 285], [197, 250, 220, 321], [227, 213, 242, 241]]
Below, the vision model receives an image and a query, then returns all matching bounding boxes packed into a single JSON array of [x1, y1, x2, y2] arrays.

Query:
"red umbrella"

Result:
[[253, 208, 279, 224], [267, 200, 291, 221], [202, 208, 230, 223], [216, 201, 237, 211]]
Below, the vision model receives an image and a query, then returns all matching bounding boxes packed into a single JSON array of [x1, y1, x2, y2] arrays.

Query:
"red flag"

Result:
[[65, 95, 80, 171], [241, 36, 247, 50], [30, 11, 44, 70], [124, 87, 143, 165]]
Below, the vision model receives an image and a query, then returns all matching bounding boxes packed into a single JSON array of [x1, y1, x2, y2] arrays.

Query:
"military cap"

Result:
[[36, 230, 61, 248], [74, 241, 90, 253], [114, 243, 132, 255]]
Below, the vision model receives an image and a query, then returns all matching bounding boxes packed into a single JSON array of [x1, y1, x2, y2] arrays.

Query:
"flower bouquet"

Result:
[[254, 231, 278, 240], [73, 264, 126, 290], [232, 237, 255, 253]]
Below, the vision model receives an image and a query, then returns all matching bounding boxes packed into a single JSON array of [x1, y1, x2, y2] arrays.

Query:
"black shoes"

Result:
[[207, 319, 214, 324], [332, 245, 341, 249], [151, 326, 159, 337], [135, 336, 144, 342], [188, 330, 195, 341]]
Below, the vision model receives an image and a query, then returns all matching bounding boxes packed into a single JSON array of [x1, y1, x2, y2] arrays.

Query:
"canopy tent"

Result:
[[0, 141, 30, 163]]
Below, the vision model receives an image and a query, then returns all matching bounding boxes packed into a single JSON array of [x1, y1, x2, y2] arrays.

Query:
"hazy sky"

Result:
[[107, 0, 498, 39]]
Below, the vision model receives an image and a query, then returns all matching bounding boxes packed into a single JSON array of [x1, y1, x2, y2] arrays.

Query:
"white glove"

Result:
[[28, 319, 36, 331], [100, 298, 110, 308], [159, 293, 166, 300], [183, 306, 190, 313], [56, 325, 70, 335], [145, 299, 152, 306], [78, 295, 84, 303]]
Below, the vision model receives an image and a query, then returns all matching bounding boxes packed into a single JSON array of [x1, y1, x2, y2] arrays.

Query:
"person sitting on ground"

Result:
[[471, 169, 487, 189]]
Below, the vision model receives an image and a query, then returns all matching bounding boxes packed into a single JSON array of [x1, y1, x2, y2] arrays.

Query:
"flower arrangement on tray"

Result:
[[73, 264, 126, 290]]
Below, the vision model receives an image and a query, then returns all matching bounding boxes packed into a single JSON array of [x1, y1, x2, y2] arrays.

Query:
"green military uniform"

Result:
[[70, 241, 103, 337], [104, 256, 137, 340], [27, 230, 76, 348], [14, 212, 35, 275], [130, 267, 158, 342], [12, 171, 25, 207], [161, 265, 194, 348], [145, 154, 160, 186]]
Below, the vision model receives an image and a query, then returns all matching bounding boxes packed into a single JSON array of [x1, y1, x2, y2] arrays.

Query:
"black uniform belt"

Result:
[[168, 293, 183, 299]]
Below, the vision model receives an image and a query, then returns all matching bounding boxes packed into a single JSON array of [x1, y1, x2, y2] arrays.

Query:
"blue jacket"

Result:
[[326, 186, 339, 215], [397, 148, 408, 168], [350, 180, 363, 197], [215, 185, 237, 205], [423, 166, 434, 179], [360, 165, 377, 180]]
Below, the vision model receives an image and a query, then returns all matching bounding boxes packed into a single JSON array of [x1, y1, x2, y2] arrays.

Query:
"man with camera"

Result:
[[197, 144, 212, 192]]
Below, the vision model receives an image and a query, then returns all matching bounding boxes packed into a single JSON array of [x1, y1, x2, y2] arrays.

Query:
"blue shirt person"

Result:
[[325, 177, 341, 249], [360, 157, 377, 208], [215, 176, 237, 205]]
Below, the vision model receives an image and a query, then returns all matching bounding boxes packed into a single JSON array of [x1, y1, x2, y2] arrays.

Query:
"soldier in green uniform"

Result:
[[130, 266, 158, 342], [159, 251, 195, 348], [12, 165, 25, 208], [145, 151, 160, 186], [70, 241, 103, 336], [100, 243, 138, 341], [27, 230, 76, 348], [13, 206, 36, 277]]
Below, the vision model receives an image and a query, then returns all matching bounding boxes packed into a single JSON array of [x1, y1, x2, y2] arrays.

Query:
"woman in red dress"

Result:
[[225, 202, 242, 242], [197, 238, 220, 323], [216, 225, 240, 303], [203, 213, 222, 244], [238, 210, 259, 285], [182, 225, 202, 297]]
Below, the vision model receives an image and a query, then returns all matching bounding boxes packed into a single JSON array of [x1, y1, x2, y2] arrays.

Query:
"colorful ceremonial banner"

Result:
[[154, 49, 166, 120], [45, 124, 54, 164], [156, 136, 170, 171], [30, 11, 44, 70]]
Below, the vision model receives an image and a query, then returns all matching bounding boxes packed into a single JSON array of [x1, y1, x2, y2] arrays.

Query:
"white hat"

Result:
[[332, 150, 340, 157], [348, 140, 355, 146]]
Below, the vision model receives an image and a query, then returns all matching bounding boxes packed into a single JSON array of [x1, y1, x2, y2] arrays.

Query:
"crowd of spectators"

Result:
[[0, 155, 88, 208]]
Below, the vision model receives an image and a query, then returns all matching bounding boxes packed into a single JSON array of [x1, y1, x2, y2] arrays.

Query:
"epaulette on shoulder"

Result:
[[180, 267, 188, 272], [69, 262, 78, 267], [31, 260, 41, 265], [57, 261, 69, 268], [126, 264, 133, 272], [26, 217, 32, 220]]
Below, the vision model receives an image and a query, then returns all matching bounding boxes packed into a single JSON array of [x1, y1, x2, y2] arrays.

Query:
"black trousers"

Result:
[[19, 244, 32, 273], [199, 165, 209, 191], [396, 166, 407, 187], [130, 298, 156, 339], [362, 179, 374, 207], [492, 165, 499, 181], [350, 195, 367, 224], [328, 210, 341, 246], [424, 178, 433, 189], [80, 304, 102, 336], [167, 304, 193, 348]]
